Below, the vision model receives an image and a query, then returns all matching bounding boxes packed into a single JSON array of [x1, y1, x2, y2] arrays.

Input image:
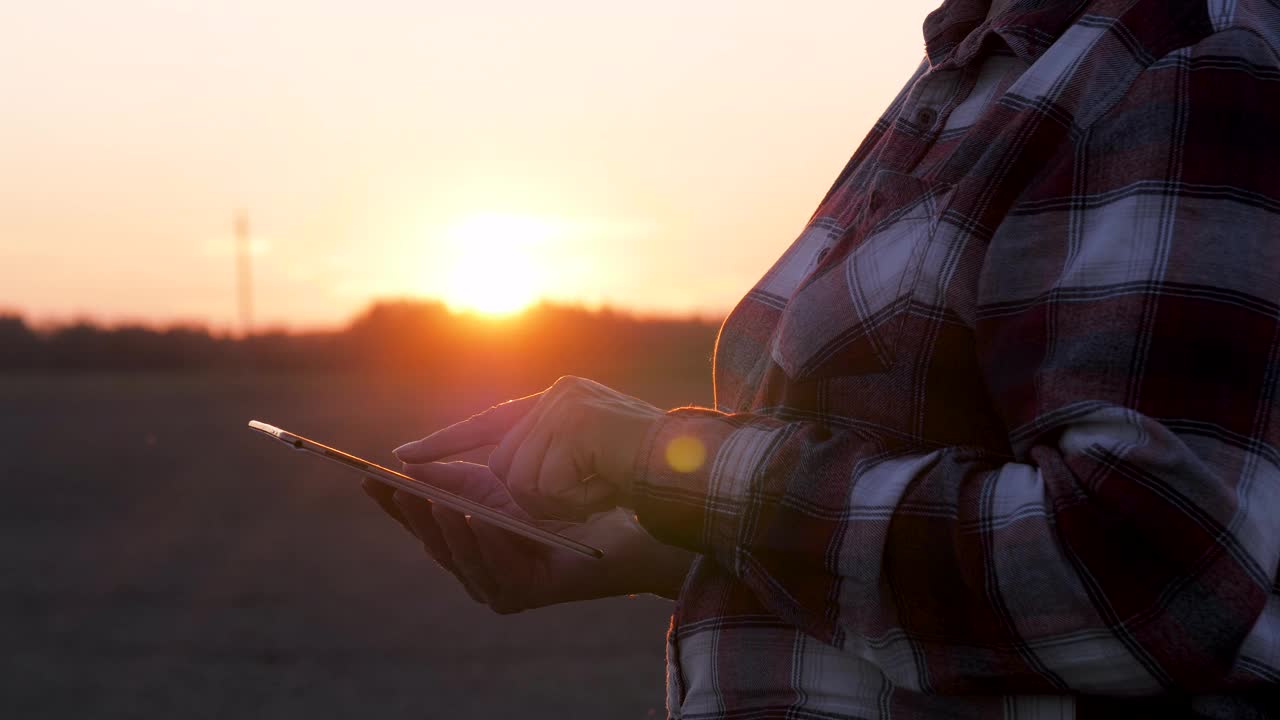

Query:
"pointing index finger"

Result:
[[393, 394, 540, 462]]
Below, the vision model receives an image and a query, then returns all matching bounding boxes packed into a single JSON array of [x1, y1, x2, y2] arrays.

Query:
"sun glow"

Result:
[[436, 213, 556, 315]]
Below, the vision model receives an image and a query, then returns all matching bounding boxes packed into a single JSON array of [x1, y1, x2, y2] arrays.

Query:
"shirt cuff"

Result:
[[629, 406, 745, 561]]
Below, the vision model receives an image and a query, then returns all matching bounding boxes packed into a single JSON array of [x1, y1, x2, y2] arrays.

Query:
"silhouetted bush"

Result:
[[0, 301, 720, 381], [0, 315, 39, 369]]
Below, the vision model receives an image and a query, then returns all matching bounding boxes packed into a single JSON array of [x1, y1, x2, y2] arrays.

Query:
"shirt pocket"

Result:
[[770, 170, 953, 380]]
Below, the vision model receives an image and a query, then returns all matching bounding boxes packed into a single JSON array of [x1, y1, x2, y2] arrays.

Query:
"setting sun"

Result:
[[0, 1, 942, 329], [435, 213, 556, 315]]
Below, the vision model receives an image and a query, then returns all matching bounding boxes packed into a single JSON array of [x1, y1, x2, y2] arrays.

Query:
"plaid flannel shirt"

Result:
[[631, 0, 1280, 717]]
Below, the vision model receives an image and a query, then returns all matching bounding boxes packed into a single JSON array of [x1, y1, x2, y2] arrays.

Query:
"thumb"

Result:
[[393, 394, 540, 462]]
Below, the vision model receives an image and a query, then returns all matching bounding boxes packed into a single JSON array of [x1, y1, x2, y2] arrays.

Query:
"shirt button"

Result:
[[915, 107, 937, 127]]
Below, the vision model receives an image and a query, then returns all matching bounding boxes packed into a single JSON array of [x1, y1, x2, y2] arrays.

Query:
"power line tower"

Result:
[[234, 210, 254, 337]]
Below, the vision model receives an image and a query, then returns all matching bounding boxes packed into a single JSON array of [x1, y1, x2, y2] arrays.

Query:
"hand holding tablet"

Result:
[[247, 420, 604, 559]]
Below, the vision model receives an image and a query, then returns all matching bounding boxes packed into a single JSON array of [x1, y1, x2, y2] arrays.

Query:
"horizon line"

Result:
[[1, 296, 732, 334]]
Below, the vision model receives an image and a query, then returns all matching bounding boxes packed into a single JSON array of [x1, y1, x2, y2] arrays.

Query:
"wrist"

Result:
[[618, 411, 668, 510]]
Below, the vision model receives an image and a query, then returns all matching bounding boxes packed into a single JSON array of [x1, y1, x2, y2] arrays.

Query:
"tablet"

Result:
[[247, 420, 604, 559]]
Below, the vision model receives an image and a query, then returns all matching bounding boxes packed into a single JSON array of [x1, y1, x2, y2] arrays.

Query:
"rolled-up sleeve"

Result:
[[631, 40, 1280, 696]]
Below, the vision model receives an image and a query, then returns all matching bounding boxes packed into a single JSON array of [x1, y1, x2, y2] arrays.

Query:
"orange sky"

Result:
[[1, 1, 940, 330]]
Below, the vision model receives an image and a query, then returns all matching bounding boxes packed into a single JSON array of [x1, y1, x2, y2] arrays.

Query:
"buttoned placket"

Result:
[[801, 64, 971, 287], [885, 67, 963, 174]]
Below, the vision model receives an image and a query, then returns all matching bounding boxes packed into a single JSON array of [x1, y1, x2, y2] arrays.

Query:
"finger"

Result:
[[432, 505, 500, 603], [535, 444, 591, 522], [392, 490, 455, 572], [468, 521, 534, 614], [401, 460, 516, 512], [394, 394, 541, 463], [392, 464, 506, 605], [503, 427, 557, 519], [408, 462, 531, 611], [487, 396, 547, 482], [362, 477, 418, 539]]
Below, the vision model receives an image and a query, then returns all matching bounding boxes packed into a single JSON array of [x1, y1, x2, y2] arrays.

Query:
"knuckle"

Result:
[[551, 375, 582, 392]]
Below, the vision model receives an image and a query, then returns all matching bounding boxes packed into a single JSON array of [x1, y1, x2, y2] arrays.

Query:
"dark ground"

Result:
[[0, 372, 711, 719]]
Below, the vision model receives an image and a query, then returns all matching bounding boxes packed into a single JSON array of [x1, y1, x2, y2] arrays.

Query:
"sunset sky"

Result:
[[1, 1, 940, 330]]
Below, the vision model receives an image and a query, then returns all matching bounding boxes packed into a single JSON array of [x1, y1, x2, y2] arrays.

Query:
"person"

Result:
[[363, 0, 1280, 716]]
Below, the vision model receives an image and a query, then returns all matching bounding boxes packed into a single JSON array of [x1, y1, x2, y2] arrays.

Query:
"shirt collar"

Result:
[[922, 0, 1089, 68]]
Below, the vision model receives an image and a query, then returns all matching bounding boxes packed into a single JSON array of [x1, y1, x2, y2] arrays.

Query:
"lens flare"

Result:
[[665, 435, 707, 473]]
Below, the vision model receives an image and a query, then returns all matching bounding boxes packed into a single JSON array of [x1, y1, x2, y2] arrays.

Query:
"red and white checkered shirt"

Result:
[[631, 0, 1280, 716]]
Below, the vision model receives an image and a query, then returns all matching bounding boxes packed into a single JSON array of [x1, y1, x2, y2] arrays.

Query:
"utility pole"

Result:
[[235, 210, 253, 337]]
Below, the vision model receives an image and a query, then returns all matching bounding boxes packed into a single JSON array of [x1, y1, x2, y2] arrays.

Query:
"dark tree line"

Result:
[[0, 301, 721, 383]]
